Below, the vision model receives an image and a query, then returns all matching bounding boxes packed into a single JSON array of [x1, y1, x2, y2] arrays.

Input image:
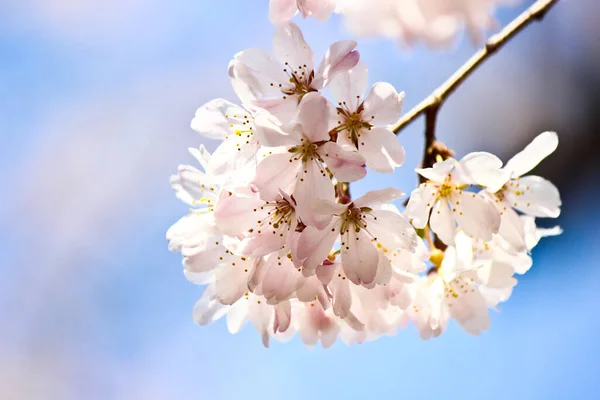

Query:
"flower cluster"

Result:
[[270, 0, 516, 46], [167, 21, 562, 347]]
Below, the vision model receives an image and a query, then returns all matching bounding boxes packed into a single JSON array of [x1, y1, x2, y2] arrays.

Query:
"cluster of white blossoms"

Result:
[[167, 16, 562, 347], [269, 0, 517, 46]]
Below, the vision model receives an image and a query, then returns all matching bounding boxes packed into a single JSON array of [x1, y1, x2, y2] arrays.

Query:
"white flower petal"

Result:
[[429, 199, 456, 245], [329, 61, 368, 105], [190, 99, 247, 140], [233, 48, 288, 96], [504, 131, 558, 177], [406, 184, 437, 229], [358, 127, 405, 172], [366, 209, 417, 252], [363, 83, 404, 125], [253, 110, 300, 147], [504, 175, 561, 218], [416, 158, 456, 183], [457, 151, 510, 192], [273, 21, 315, 71], [354, 187, 405, 208], [451, 191, 500, 242]]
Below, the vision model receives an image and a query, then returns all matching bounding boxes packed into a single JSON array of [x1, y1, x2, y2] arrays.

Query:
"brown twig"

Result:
[[392, 0, 560, 135]]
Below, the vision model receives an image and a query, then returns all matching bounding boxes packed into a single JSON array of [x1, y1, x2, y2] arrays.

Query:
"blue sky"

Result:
[[1, 1, 599, 399]]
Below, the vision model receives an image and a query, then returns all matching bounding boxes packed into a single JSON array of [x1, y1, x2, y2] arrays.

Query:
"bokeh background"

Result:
[[1, 1, 599, 399]]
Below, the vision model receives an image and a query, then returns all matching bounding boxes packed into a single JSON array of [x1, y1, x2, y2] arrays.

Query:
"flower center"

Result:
[[271, 199, 295, 229], [334, 102, 373, 146], [288, 138, 320, 163], [280, 62, 317, 101], [339, 205, 371, 234]]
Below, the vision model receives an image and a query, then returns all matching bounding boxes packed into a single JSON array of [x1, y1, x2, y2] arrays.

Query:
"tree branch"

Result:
[[392, 0, 560, 135]]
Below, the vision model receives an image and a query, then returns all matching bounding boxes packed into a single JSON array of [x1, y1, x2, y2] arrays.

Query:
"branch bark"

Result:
[[392, 0, 560, 135]]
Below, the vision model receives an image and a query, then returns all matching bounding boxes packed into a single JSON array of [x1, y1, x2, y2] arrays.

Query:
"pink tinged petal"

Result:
[[429, 199, 456, 245], [314, 40, 360, 89], [358, 127, 405, 173], [456, 152, 510, 192], [504, 131, 559, 178], [193, 285, 228, 326], [296, 275, 329, 307], [294, 160, 335, 229], [213, 191, 267, 238], [329, 61, 369, 105], [261, 256, 305, 303], [331, 273, 352, 318], [297, 92, 331, 142], [273, 22, 315, 71], [233, 48, 289, 96], [252, 153, 301, 201], [214, 259, 255, 305], [406, 184, 437, 229], [268, 0, 298, 23], [296, 221, 340, 271], [373, 251, 393, 285], [446, 281, 490, 336], [416, 158, 457, 183], [273, 301, 292, 333], [248, 295, 274, 348], [240, 233, 286, 258], [451, 191, 500, 242], [190, 99, 247, 140], [354, 187, 405, 208], [252, 97, 300, 122], [315, 261, 336, 284], [363, 82, 404, 125], [341, 228, 379, 286], [298, 0, 336, 21], [365, 210, 417, 252], [182, 241, 229, 273], [318, 141, 366, 182], [505, 175, 561, 218], [253, 110, 301, 147]]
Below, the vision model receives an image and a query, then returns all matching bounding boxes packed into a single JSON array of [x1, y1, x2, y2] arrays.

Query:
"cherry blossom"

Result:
[[487, 132, 562, 247], [251, 92, 366, 228], [330, 62, 406, 173], [406, 154, 506, 245], [229, 21, 360, 120], [269, 0, 337, 23], [337, 0, 515, 47], [190, 99, 260, 184], [296, 188, 418, 286], [166, 0, 564, 347]]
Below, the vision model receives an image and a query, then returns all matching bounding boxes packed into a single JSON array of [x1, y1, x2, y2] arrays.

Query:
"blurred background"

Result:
[[1, 0, 599, 399]]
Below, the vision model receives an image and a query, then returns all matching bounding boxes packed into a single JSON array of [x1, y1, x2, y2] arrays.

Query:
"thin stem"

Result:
[[392, 0, 560, 135]]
